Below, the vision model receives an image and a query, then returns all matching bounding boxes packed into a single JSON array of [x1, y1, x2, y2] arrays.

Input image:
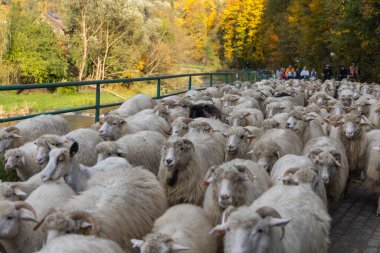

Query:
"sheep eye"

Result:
[[257, 228, 263, 233], [15, 155, 20, 159], [6, 216, 13, 220], [112, 122, 117, 126], [240, 135, 245, 139]]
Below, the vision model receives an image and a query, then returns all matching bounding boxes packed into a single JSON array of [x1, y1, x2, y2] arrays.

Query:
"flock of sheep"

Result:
[[0, 78, 380, 253]]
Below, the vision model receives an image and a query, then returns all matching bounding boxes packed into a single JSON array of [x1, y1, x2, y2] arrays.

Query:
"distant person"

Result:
[[310, 68, 317, 79], [275, 68, 283, 79], [349, 63, 358, 81], [285, 65, 295, 80], [338, 65, 348, 81], [322, 65, 332, 82], [300, 66, 310, 79]]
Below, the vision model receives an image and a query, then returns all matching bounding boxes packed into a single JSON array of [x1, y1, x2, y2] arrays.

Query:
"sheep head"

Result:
[[40, 142, 79, 183], [0, 127, 21, 153], [262, 119, 280, 132], [171, 118, 192, 137], [131, 233, 189, 253], [251, 141, 282, 172], [35, 210, 98, 243], [98, 115, 127, 141], [0, 200, 38, 238], [307, 149, 342, 184], [95, 141, 120, 163], [211, 206, 290, 253], [333, 112, 364, 139], [160, 138, 195, 187], [224, 127, 256, 161], [4, 148, 26, 171], [188, 121, 214, 134], [34, 134, 71, 166], [205, 162, 255, 209], [0, 183, 27, 201]]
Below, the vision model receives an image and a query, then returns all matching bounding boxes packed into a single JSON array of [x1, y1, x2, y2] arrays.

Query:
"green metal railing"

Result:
[[0, 70, 273, 124]]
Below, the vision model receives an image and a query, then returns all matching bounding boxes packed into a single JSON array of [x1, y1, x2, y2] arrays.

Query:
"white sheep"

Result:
[[265, 100, 295, 119], [158, 136, 223, 206], [203, 159, 271, 226], [262, 112, 289, 131], [285, 109, 325, 144], [212, 184, 331, 253], [36, 164, 167, 253], [95, 131, 166, 175], [303, 136, 349, 202], [36, 234, 125, 253], [0, 115, 70, 153], [4, 142, 41, 181], [251, 129, 303, 172], [131, 204, 216, 253], [107, 93, 156, 117], [34, 128, 102, 167], [99, 114, 170, 141]]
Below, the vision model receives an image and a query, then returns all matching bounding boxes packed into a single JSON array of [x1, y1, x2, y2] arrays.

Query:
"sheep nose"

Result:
[[228, 145, 235, 150], [166, 158, 173, 165], [285, 122, 291, 128], [220, 194, 230, 200], [99, 130, 105, 136]]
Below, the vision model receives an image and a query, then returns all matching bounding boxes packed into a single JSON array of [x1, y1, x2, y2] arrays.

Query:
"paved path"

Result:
[[329, 182, 380, 253]]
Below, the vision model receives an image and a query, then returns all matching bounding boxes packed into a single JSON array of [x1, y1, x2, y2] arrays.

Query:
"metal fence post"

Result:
[[95, 83, 101, 122], [254, 71, 257, 83], [225, 74, 228, 84], [209, 74, 213, 87], [157, 79, 161, 98], [188, 75, 192, 90]]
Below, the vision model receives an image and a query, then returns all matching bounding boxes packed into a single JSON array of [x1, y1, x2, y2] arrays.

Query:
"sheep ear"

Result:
[[268, 217, 291, 227], [70, 142, 79, 157], [222, 132, 228, 138], [119, 119, 126, 125], [307, 149, 322, 160], [14, 188, 27, 197], [171, 243, 190, 251], [80, 221, 93, 235], [6, 127, 21, 138], [243, 112, 251, 118], [210, 223, 230, 236], [247, 135, 256, 141], [204, 165, 218, 186], [235, 165, 255, 181], [131, 239, 144, 248], [332, 121, 342, 128]]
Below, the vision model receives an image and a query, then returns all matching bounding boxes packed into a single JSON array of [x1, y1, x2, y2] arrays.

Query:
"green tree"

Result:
[[6, 3, 68, 83]]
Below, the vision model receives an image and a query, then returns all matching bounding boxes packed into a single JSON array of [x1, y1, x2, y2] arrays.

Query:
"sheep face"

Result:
[[0, 201, 37, 239], [251, 142, 281, 172], [0, 127, 21, 153], [131, 234, 189, 253], [160, 139, 194, 186], [265, 103, 288, 119], [213, 208, 290, 253], [337, 113, 362, 138], [171, 118, 191, 137], [40, 143, 79, 182], [98, 116, 126, 141], [224, 128, 253, 158], [307, 149, 341, 184], [4, 149, 25, 171], [34, 135, 66, 166], [188, 122, 213, 134], [207, 165, 254, 209], [225, 113, 252, 127], [285, 116, 302, 131]]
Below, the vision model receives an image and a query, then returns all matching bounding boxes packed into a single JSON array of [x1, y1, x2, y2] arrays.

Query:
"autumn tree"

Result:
[[219, 0, 265, 68]]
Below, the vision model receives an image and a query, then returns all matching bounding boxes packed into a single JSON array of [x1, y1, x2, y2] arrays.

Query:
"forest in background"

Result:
[[0, 0, 379, 85]]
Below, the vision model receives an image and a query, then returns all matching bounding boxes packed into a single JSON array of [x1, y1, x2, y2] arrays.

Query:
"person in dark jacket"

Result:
[[338, 65, 348, 81], [322, 65, 332, 82]]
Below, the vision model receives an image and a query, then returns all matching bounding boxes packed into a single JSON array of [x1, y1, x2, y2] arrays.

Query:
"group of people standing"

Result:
[[275, 63, 359, 82]]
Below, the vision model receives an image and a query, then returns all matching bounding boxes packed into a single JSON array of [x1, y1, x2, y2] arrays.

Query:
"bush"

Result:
[[56, 86, 78, 95]]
